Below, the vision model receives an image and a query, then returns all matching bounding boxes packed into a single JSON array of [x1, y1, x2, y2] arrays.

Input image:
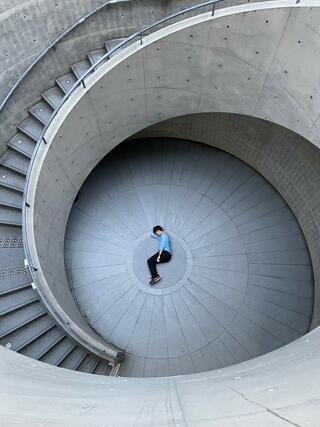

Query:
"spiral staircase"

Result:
[[0, 33, 134, 375], [1, 0, 320, 425]]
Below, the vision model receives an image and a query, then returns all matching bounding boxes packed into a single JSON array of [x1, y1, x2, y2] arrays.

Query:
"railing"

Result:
[[21, 0, 222, 360], [0, 0, 116, 112], [0, 0, 219, 113], [23, 0, 223, 207]]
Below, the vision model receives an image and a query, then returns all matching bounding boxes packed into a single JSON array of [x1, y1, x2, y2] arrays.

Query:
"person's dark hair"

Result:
[[153, 225, 163, 234]]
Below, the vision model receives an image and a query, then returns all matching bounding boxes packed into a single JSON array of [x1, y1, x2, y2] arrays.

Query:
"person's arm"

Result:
[[157, 234, 167, 262], [157, 247, 163, 262], [151, 233, 160, 241]]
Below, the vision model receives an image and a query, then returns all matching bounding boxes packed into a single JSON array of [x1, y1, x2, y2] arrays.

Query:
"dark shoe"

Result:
[[149, 276, 161, 286]]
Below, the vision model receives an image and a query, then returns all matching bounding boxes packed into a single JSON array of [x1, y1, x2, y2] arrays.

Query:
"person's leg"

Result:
[[147, 252, 159, 279], [158, 250, 171, 265]]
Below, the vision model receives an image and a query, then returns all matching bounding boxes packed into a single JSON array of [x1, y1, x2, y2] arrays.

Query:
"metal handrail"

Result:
[[24, 0, 222, 261], [32, 1, 220, 149], [22, 0, 222, 360], [24, 0, 222, 204], [0, 0, 121, 112]]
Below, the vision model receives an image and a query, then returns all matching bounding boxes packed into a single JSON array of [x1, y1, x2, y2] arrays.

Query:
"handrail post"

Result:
[[212, 2, 216, 16], [140, 33, 143, 45]]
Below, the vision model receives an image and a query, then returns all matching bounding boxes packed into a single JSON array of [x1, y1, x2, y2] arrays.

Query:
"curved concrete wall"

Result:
[[0, 0, 257, 155], [1, 327, 320, 425], [25, 0, 320, 353], [1, 0, 191, 152], [135, 113, 320, 328]]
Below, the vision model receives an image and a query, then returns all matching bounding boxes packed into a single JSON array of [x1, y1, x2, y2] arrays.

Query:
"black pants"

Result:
[[147, 250, 172, 278]]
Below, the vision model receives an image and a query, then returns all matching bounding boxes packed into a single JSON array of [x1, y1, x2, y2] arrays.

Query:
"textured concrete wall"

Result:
[[25, 1, 320, 361], [0, 0, 196, 153], [0, 0, 273, 156]]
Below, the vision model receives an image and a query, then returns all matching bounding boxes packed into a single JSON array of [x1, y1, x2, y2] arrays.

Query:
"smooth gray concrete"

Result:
[[65, 139, 313, 377], [24, 2, 320, 358], [1, 326, 320, 426]]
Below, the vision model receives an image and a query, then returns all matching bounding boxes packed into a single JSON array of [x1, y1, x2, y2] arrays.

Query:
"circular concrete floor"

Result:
[[65, 138, 314, 377]]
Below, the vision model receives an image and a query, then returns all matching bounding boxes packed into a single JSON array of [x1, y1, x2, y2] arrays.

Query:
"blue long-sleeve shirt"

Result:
[[151, 232, 172, 254]]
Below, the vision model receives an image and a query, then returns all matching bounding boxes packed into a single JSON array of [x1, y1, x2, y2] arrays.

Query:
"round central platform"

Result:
[[65, 138, 314, 377]]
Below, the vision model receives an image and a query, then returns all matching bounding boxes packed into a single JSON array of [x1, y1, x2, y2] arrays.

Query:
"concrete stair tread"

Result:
[[105, 37, 127, 57], [71, 59, 92, 79], [42, 86, 65, 110], [0, 167, 25, 192], [29, 100, 54, 126], [17, 116, 44, 142], [0, 205, 22, 227], [0, 315, 48, 350], [92, 360, 112, 375], [7, 133, 36, 158], [87, 48, 107, 66], [0, 283, 31, 297], [0, 286, 36, 315], [55, 341, 77, 366], [10, 316, 56, 352], [0, 186, 23, 209], [39, 336, 78, 364], [56, 72, 77, 94], [59, 347, 87, 371], [20, 324, 65, 360], [1, 149, 30, 175], [76, 353, 100, 373], [0, 300, 45, 338]]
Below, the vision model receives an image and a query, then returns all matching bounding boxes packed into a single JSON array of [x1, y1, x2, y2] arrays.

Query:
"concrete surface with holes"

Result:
[[0, 0, 264, 155], [65, 138, 313, 377], [26, 2, 320, 356], [0, 1, 319, 425]]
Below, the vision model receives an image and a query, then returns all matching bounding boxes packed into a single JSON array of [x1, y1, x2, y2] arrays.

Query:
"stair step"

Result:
[[0, 306, 46, 336], [89, 359, 100, 374], [0, 205, 22, 226], [0, 166, 25, 192], [19, 326, 64, 359], [77, 354, 100, 373], [56, 342, 77, 366], [0, 293, 38, 316], [71, 59, 92, 79], [0, 308, 46, 338], [0, 314, 54, 351], [1, 149, 30, 175], [0, 282, 30, 297], [0, 186, 23, 209], [7, 133, 36, 158], [42, 86, 65, 110], [37, 333, 67, 361], [29, 100, 54, 126], [59, 346, 87, 370], [0, 286, 36, 315], [17, 116, 44, 142], [87, 48, 107, 66], [93, 360, 112, 375], [0, 272, 30, 295], [56, 72, 77, 95], [105, 38, 126, 58], [40, 336, 74, 365]]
